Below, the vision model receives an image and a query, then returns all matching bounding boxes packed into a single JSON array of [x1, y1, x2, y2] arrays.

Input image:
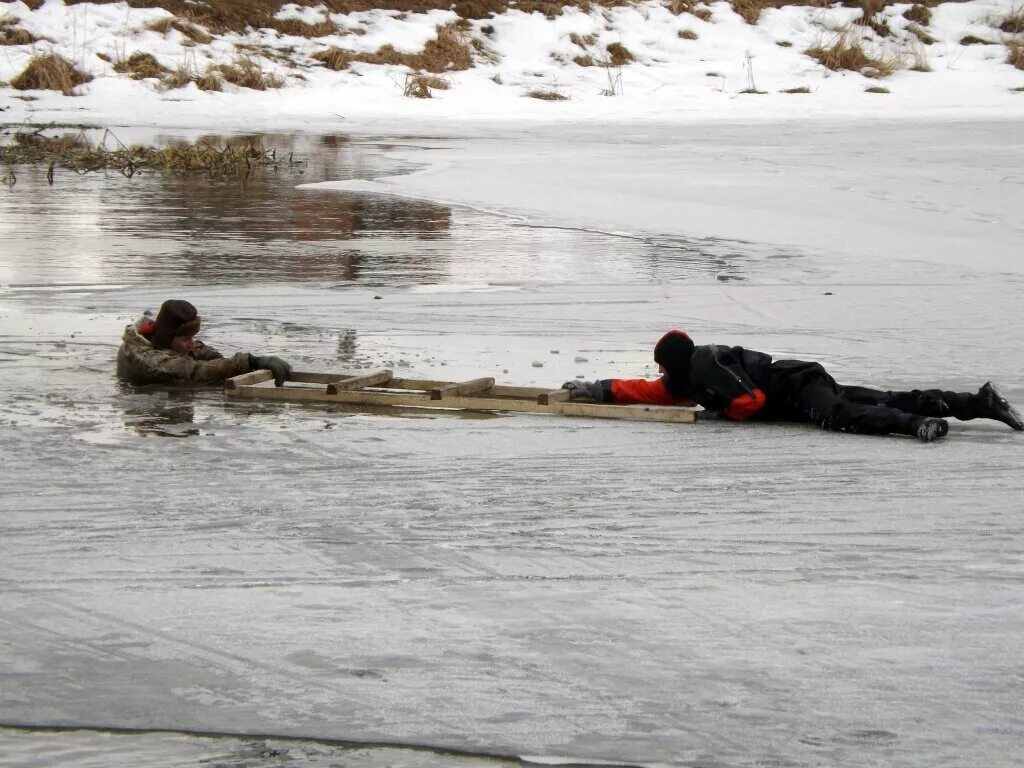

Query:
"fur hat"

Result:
[[151, 300, 201, 350], [654, 330, 694, 390]]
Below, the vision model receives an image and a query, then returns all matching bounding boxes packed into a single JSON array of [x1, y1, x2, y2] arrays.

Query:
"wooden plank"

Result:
[[430, 377, 495, 400], [289, 371, 358, 385], [327, 369, 394, 394], [226, 383, 695, 423], [387, 378, 555, 398], [538, 388, 571, 405], [224, 369, 274, 390]]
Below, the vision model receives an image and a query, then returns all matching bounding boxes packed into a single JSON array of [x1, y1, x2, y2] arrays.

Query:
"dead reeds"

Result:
[[1008, 39, 1024, 70], [113, 52, 170, 80], [312, 23, 473, 74], [146, 16, 214, 44], [605, 42, 634, 65], [0, 15, 38, 45], [10, 53, 93, 95], [805, 29, 899, 77], [998, 6, 1024, 34], [0, 129, 304, 180], [907, 23, 935, 45], [214, 56, 284, 89], [403, 72, 449, 97], [271, 18, 339, 38], [526, 89, 568, 100], [902, 4, 931, 25]]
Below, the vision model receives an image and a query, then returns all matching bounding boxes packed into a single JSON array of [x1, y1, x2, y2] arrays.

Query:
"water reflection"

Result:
[[0, 129, 786, 287], [118, 389, 201, 439]]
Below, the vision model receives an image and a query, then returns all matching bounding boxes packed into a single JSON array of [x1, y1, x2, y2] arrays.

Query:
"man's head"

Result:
[[654, 330, 694, 384], [152, 299, 201, 352]]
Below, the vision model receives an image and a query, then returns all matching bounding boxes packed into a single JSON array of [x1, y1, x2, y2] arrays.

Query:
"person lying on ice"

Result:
[[117, 299, 292, 386], [562, 330, 1023, 442]]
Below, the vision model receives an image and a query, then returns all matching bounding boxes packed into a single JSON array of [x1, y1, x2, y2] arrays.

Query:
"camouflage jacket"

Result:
[[116, 319, 251, 386]]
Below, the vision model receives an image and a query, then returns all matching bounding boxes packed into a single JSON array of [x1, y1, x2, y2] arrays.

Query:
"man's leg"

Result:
[[780, 365, 947, 441], [840, 383, 1023, 430]]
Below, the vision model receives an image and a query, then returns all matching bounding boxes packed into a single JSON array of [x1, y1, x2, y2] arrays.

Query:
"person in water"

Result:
[[563, 330, 1023, 442], [117, 299, 292, 386]]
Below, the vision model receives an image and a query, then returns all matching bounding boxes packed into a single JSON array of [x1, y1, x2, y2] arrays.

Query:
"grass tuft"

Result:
[[907, 23, 935, 45], [0, 15, 38, 46], [959, 34, 993, 46], [146, 16, 214, 44], [113, 52, 170, 80], [403, 72, 449, 97], [312, 24, 473, 74], [998, 6, 1024, 34], [1008, 39, 1024, 70], [902, 4, 931, 25], [312, 47, 352, 70], [780, 85, 811, 93], [605, 42, 634, 65], [678, 29, 698, 40], [907, 40, 931, 71], [865, 85, 890, 93], [10, 53, 93, 95], [270, 18, 338, 38], [569, 32, 597, 47], [805, 29, 899, 77], [526, 89, 568, 100], [214, 56, 284, 90], [573, 54, 595, 66], [776, 40, 793, 47]]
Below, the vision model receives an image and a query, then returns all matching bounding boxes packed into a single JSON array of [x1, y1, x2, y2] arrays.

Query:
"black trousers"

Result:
[[761, 361, 980, 436]]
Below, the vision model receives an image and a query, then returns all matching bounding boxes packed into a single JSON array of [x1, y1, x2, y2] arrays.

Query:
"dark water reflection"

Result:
[[0, 130, 769, 286]]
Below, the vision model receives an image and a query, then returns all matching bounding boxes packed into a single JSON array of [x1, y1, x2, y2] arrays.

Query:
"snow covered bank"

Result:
[[1, 0, 1023, 129]]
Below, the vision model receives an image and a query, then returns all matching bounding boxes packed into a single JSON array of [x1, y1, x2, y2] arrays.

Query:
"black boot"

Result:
[[977, 382, 1024, 431], [912, 417, 949, 443]]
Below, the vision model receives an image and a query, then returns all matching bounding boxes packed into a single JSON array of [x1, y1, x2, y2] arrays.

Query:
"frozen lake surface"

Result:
[[1, 121, 1022, 768]]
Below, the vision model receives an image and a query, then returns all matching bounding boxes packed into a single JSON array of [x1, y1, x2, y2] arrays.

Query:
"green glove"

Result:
[[252, 355, 292, 387]]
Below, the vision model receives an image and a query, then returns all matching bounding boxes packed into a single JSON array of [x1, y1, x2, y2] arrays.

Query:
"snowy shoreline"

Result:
[[2, 0, 1024, 129]]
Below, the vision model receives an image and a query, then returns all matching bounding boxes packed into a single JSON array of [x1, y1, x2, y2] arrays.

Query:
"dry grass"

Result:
[[780, 85, 811, 92], [161, 62, 222, 91], [907, 40, 931, 71], [902, 4, 931, 25], [1011, 85, 1024, 91], [666, 1, 711, 20], [146, 17, 214, 44], [678, 29, 698, 40], [960, 34, 993, 45], [998, 6, 1024, 34], [569, 32, 597, 47], [312, 47, 352, 70], [805, 29, 899, 77], [605, 42, 634, 65], [865, 85, 890, 92], [10, 53, 93, 95], [0, 16, 38, 46], [729, 0, 829, 26], [526, 89, 568, 100], [113, 51, 170, 80], [907, 23, 935, 45], [57, 1, 634, 35], [776, 40, 793, 47], [312, 24, 473, 73], [1008, 40, 1024, 71], [270, 18, 338, 37], [573, 54, 595, 66], [214, 56, 284, 89], [403, 72, 448, 97], [0, 131, 301, 179]]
